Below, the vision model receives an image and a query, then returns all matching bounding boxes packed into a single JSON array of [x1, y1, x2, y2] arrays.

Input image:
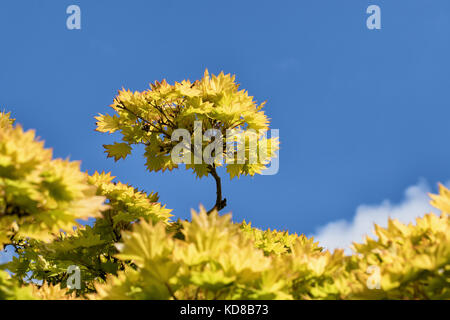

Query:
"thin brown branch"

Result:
[[165, 282, 178, 300], [207, 165, 227, 214], [151, 100, 176, 128], [116, 102, 171, 139]]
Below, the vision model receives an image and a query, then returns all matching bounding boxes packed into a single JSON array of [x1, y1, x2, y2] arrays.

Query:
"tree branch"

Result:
[[207, 165, 227, 214], [165, 282, 178, 300], [116, 102, 171, 139]]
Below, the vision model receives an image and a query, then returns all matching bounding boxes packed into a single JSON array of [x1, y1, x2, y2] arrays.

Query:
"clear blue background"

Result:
[[1, 0, 449, 236]]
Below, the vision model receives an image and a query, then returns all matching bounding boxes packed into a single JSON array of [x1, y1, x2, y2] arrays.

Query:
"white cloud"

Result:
[[311, 179, 443, 255]]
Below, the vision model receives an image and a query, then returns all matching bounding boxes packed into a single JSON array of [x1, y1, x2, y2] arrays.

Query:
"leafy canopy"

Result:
[[95, 69, 279, 179], [0, 112, 106, 245], [4, 171, 173, 294], [94, 199, 450, 300]]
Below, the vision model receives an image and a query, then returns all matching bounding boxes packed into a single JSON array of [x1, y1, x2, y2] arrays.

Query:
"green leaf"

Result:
[[103, 143, 132, 161]]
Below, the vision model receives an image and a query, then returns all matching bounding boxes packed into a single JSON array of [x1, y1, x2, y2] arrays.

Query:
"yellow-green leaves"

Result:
[[94, 113, 120, 134], [343, 185, 450, 299], [30, 283, 78, 300], [347, 212, 450, 299], [0, 111, 15, 128], [241, 221, 316, 256], [96, 207, 291, 300], [88, 171, 172, 225], [0, 270, 34, 300], [95, 69, 279, 179], [0, 112, 106, 244], [430, 183, 450, 214], [103, 142, 132, 161], [5, 169, 173, 296], [88, 200, 450, 300]]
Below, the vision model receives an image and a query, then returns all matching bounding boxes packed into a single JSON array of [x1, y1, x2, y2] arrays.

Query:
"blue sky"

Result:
[[1, 1, 450, 251]]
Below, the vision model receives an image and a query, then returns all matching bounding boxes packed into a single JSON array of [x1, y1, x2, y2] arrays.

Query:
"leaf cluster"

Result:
[[95, 70, 279, 179]]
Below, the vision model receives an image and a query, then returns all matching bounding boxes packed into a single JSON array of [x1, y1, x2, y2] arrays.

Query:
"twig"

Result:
[[165, 283, 178, 300], [207, 165, 227, 214], [116, 101, 171, 139]]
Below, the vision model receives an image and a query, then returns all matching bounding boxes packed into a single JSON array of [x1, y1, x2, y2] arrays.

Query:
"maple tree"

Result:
[[0, 70, 449, 300], [95, 69, 279, 213]]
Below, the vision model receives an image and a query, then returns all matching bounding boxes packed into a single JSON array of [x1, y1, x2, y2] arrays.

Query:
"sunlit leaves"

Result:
[[96, 207, 291, 300], [103, 142, 132, 161], [30, 283, 78, 300], [94, 202, 450, 300], [95, 69, 278, 179], [94, 114, 121, 134], [0, 112, 106, 244], [0, 270, 34, 300], [88, 171, 172, 225], [5, 170, 173, 296], [430, 184, 450, 214], [348, 211, 450, 299]]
